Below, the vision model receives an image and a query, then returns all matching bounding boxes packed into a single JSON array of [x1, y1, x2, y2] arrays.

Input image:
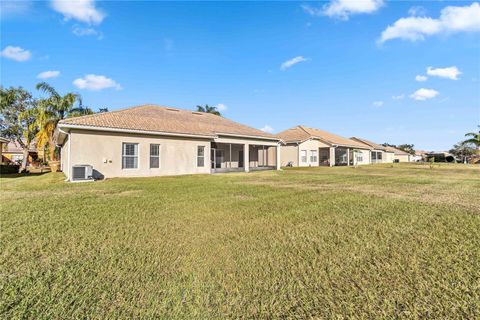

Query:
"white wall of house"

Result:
[[66, 129, 212, 179], [280, 144, 298, 167], [384, 152, 395, 163], [354, 149, 371, 165], [297, 139, 330, 167], [394, 154, 411, 162]]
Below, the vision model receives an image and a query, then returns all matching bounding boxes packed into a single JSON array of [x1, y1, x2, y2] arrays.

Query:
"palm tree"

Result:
[[35, 82, 80, 162], [196, 104, 221, 116], [462, 126, 479, 149]]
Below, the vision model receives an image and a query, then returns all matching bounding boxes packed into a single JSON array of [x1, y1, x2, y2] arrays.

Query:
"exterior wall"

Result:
[[61, 135, 70, 179], [394, 154, 411, 162], [280, 144, 298, 167], [355, 149, 371, 165], [298, 139, 330, 167], [384, 152, 394, 163], [68, 129, 212, 179]]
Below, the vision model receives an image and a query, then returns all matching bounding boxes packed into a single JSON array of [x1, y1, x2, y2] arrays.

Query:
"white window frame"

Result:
[[122, 142, 139, 169], [150, 144, 160, 169], [197, 145, 205, 167], [300, 150, 307, 163], [357, 152, 363, 162], [310, 150, 318, 163]]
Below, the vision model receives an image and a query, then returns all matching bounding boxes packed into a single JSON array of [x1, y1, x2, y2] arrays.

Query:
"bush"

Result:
[[0, 164, 20, 174]]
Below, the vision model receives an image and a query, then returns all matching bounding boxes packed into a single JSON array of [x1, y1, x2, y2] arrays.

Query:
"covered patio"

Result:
[[210, 140, 280, 173]]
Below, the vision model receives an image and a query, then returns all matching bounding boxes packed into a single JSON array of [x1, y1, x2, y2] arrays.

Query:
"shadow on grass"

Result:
[[0, 172, 50, 179]]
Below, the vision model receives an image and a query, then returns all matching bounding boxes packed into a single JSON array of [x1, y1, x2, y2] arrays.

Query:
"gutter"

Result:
[[58, 123, 216, 139]]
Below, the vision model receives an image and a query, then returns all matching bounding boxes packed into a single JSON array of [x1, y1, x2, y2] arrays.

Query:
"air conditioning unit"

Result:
[[71, 165, 93, 182]]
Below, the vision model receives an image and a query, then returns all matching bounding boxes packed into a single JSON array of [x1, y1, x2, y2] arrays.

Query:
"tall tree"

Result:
[[0, 86, 39, 172], [35, 82, 80, 161], [462, 126, 479, 149], [449, 141, 476, 163], [196, 104, 221, 116], [397, 144, 415, 155]]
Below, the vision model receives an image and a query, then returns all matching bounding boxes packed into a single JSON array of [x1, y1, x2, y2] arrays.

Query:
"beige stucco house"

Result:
[[350, 137, 394, 164], [385, 146, 412, 162], [277, 126, 372, 167], [56, 105, 282, 180]]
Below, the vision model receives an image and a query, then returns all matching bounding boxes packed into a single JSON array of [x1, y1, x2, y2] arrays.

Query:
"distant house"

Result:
[[425, 151, 457, 163], [56, 105, 282, 180], [1, 140, 41, 164], [0, 137, 9, 163], [350, 137, 395, 164], [385, 146, 412, 162], [276, 126, 371, 167]]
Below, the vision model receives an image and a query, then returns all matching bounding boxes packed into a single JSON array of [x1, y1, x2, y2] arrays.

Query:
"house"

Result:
[[385, 146, 412, 162], [1, 140, 41, 164], [350, 137, 395, 164], [56, 105, 282, 180], [276, 125, 371, 167], [0, 137, 8, 163]]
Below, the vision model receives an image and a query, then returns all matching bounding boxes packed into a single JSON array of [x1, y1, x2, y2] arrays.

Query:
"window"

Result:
[[357, 153, 363, 162], [310, 150, 318, 163], [122, 143, 138, 169], [150, 144, 160, 168], [197, 146, 205, 167], [377, 152, 383, 160], [300, 150, 307, 163]]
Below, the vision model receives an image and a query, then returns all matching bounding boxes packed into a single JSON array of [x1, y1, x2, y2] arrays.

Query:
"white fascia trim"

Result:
[[215, 132, 281, 142], [58, 124, 216, 139]]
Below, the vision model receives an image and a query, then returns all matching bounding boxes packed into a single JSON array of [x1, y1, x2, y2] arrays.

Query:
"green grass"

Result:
[[1, 163, 479, 318]]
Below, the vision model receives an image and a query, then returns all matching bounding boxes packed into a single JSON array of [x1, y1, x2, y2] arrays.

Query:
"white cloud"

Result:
[[410, 88, 439, 101], [51, 0, 105, 25], [214, 103, 227, 111], [72, 26, 102, 39], [73, 74, 121, 91], [0, 46, 31, 61], [37, 70, 60, 79], [260, 125, 275, 133], [303, 0, 384, 20], [379, 3, 480, 43], [415, 75, 428, 82], [373, 101, 384, 107], [408, 6, 427, 17], [280, 56, 308, 70], [427, 66, 461, 80], [392, 94, 405, 100]]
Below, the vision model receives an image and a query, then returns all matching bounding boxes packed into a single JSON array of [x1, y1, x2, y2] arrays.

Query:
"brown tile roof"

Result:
[[350, 137, 387, 151], [276, 125, 370, 149], [59, 105, 278, 140], [385, 146, 410, 155]]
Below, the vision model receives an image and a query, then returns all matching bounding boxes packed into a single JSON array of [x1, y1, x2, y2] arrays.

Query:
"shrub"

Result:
[[0, 164, 20, 174]]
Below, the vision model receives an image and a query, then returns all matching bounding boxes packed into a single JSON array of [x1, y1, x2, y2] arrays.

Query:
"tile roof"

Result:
[[350, 137, 387, 151], [59, 104, 278, 140], [384, 146, 411, 155], [276, 125, 370, 149]]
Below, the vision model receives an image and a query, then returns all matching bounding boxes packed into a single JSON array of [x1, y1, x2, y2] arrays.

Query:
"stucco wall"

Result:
[[67, 129, 212, 179], [61, 135, 70, 178], [355, 149, 371, 165], [394, 154, 410, 162], [384, 152, 394, 163], [280, 144, 298, 167]]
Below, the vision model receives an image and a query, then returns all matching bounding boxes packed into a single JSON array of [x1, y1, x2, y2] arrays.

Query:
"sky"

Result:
[[1, 0, 479, 151]]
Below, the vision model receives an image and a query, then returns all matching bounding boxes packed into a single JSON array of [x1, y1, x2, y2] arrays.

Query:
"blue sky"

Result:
[[1, 0, 479, 150]]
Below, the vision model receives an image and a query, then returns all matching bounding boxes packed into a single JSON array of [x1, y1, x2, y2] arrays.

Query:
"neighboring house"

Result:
[[276, 125, 371, 167], [56, 105, 282, 180], [425, 151, 457, 163], [350, 137, 395, 164], [0, 137, 9, 163], [385, 146, 412, 162], [1, 140, 40, 164]]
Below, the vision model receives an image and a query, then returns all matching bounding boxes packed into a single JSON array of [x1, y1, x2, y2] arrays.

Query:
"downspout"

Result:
[[58, 128, 71, 182]]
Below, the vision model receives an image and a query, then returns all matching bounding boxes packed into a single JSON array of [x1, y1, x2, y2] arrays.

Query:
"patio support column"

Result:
[[229, 143, 232, 168], [244, 143, 249, 172], [329, 147, 335, 167], [347, 148, 350, 166], [276, 145, 281, 170]]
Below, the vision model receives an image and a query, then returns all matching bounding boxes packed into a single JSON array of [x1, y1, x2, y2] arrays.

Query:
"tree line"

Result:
[[0, 83, 108, 172]]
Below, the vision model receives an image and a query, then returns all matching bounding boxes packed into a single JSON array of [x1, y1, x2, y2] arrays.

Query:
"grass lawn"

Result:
[[1, 163, 479, 318]]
